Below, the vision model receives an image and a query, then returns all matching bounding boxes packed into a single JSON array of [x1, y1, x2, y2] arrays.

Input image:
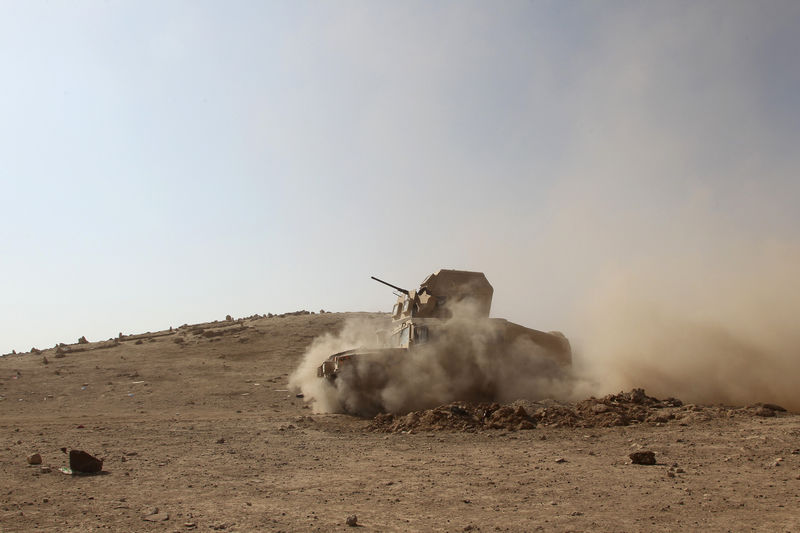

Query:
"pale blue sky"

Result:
[[2, 1, 799, 354]]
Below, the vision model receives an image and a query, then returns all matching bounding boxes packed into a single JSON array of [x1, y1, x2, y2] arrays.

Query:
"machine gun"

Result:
[[370, 276, 409, 296]]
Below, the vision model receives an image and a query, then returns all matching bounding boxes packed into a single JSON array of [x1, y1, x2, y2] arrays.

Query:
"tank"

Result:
[[316, 269, 571, 412]]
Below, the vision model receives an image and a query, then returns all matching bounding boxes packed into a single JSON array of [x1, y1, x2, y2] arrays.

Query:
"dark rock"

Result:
[[346, 515, 358, 527], [450, 405, 469, 416], [753, 406, 776, 417], [78, 336, 88, 344], [27, 453, 42, 465], [69, 450, 103, 473], [630, 450, 656, 465], [629, 388, 647, 403], [143, 512, 169, 522]]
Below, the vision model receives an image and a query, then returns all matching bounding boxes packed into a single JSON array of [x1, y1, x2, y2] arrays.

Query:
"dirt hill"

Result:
[[1, 312, 798, 532]]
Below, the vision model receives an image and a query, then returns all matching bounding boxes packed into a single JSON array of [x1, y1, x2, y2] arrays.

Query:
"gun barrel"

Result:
[[371, 276, 409, 295]]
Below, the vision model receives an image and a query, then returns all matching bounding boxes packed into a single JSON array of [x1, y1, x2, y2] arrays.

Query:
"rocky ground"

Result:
[[1, 312, 799, 532]]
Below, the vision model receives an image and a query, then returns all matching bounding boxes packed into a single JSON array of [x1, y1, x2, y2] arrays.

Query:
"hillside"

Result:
[[1, 312, 798, 532]]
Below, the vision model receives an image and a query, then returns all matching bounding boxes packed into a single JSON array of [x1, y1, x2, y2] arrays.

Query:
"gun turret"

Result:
[[371, 276, 409, 296]]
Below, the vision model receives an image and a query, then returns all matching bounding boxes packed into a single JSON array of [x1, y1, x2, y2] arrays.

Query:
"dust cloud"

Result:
[[290, 236, 800, 416], [571, 240, 800, 411], [291, 237, 800, 416], [288, 315, 390, 414], [289, 301, 580, 416]]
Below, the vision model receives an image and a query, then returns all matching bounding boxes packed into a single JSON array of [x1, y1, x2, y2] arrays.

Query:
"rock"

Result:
[[630, 450, 656, 465], [225, 315, 233, 321], [346, 515, 358, 527], [42, 356, 49, 365], [753, 406, 776, 417], [69, 450, 103, 473], [135, 339, 143, 345], [629, 388, 647, 403], [31, 347, 41, 355], [40, 466, 52, 473], [78, 336, 88, 344], [555, 457, 567, 463], [55, 346, 66, 358], [27, 453, 42, 465], [143, 512, 169, 522]]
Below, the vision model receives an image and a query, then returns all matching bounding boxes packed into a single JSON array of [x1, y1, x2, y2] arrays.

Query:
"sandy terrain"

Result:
[[1, 312, 798, 532]]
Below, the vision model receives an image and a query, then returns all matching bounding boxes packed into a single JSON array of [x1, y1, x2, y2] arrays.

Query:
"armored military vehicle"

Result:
[[316, 270, 571, 412]]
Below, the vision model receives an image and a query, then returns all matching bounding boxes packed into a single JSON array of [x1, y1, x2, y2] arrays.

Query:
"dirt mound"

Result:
[[367, 389, 790, 432], [368, 402, 536, 433]]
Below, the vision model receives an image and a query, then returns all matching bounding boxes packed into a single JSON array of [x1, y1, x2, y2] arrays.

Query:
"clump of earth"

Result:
[[368, 388, 787, 432]]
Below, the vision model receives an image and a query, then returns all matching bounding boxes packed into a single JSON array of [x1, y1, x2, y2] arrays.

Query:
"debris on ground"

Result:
[[346, 514, 358, 527], [27, 453, 42, 465], [142, 508, 170, 522], [367, 389, 791, 432], [630, 451, 657, 465], [69, 449, 104, 473], [750, 403, 786, 417]]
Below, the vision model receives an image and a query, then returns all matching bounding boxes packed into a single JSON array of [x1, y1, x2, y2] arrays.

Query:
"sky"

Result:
[[2, 1, 799, 361]]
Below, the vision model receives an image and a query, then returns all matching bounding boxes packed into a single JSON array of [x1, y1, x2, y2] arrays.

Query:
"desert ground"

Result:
[[1, 312, 798, 532]]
